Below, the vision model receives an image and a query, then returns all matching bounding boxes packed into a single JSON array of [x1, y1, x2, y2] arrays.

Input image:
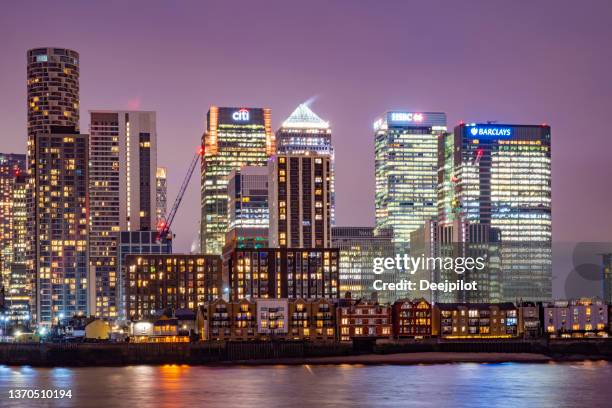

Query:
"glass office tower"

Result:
[[438, 123, 552, 301], [201, 107, 274, 255], [374, 111, 447, 250]]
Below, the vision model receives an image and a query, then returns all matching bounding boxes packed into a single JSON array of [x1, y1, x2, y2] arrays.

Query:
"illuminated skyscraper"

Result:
[[201, 107, 274, 255], [89, 110, 158, 319], [438, 123, 552, 301], [29, 130, 89, 325], [0, 154, 26, 290], [276, 104, 335, 223], [374, 112, 446, 250], [269, 153, 332, 248], [6, 173, 29, 323], [156, 166, 167, 225]]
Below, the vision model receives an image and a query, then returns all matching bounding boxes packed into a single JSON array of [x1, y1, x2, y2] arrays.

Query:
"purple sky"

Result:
[[2, 0, 612, 296]]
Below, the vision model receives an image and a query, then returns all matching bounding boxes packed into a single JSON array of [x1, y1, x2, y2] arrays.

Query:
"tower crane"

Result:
[[156, 146, 203, 242]]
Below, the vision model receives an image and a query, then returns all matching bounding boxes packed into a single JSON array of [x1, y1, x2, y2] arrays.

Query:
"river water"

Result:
[[0, 361, 610, 407]]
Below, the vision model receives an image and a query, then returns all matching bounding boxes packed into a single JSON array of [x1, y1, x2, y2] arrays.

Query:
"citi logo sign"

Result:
[[469, 127, 512, 137], [232, 108, 250, 121]]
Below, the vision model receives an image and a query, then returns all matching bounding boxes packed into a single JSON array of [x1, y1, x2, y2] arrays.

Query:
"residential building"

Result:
[[268, 153, 332, 248], [225, 247, 339, 301], [432, 303, 519, 339], [392, 298, 432, 338], [337, 298, 392, 342], [89, 110, 158, 319], [542, 298, 608, 338], [124, 254, 222, 320]]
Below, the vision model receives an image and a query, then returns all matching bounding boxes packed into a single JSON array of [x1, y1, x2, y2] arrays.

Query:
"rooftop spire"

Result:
[[281, 103, 329, 129]]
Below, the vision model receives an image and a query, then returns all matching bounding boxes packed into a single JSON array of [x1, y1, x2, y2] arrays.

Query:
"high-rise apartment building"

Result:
[[156, 167, 167, 225], [201, 107, 274, 255], [268, 154, 332, 248], [26, 47, 84, 325], [276, 104, 335, 224], [225, 166, 269, 250], [0, 155, 28, 323], [374, 112, 446, 249], [88, 110, 158, 318], [0, 154, 26, 290], [331, 227, 395, 303], [602, 254, 612, 304], [29, 130, 89, 325], [438, 123, 552, 301]]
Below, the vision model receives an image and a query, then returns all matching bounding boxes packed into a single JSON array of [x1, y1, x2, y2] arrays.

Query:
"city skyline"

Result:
[[2, 1, 612, 300]]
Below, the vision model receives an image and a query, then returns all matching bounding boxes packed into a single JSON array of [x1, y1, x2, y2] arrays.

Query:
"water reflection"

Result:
[[0, 362, 610, 407]]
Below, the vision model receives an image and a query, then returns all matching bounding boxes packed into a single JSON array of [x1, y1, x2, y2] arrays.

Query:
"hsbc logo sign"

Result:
[[390, 112, 424, 123], [232, 108, 250, 121]]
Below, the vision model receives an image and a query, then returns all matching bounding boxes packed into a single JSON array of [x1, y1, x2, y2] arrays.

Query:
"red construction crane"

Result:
[[156, 146, 203, 242]]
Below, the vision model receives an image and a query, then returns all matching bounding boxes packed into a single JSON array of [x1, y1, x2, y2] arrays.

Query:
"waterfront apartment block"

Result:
[[89, 111, 158, 319], [542, 299, 608, 338], [432, 303, 518, 339], [392, 298, 432, 338], [225, 247, 339, 301], [374, 111, 446, 248], [337, 298, 392, 342], [268, 153, 332, 248], [197, 298, 335, 341], [201, 107, 274, 255], [124, 254, 222, 320]]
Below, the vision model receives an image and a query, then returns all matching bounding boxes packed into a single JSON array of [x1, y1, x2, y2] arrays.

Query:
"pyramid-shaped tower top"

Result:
[[281, 104, 330, 129]]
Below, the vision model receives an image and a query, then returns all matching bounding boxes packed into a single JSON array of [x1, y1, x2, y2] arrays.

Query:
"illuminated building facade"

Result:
[[269, 154, 332, 248], [29, 129, 89, 325], [89, 111, 158, 319], [26, 48, 82, 325], [438, 123, 552, 302], [124, 254, 222, 320], [337, 298, 392, 342], [374, 112, 447, 249], [276, 103, 335, 224], [225, 166, 269, 250], [331, 226, 395, 303], [432, 303, 519, 339], [0, 154, 26, 290], [226, 247, 339, 301], [0, 155, 29, 323], [117, 230, 172, 319], [543, 299, 608, 338], [410, 219, 501, 303], [156, 167, 167, 224], [201, 107, 274, 255], [392, 298, 432, 338]]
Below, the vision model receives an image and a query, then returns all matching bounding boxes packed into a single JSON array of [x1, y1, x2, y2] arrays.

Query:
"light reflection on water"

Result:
[[0, 361, 610, 408]]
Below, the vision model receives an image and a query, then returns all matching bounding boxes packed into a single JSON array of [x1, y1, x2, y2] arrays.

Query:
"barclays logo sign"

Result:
[[468, 126, 512, 138]]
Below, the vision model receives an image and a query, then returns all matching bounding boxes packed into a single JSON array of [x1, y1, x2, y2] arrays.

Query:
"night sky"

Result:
[[2, 0, 611, 297]]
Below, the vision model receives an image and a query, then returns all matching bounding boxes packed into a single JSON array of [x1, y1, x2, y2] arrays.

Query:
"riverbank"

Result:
[[0, 339, 610, 367]]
